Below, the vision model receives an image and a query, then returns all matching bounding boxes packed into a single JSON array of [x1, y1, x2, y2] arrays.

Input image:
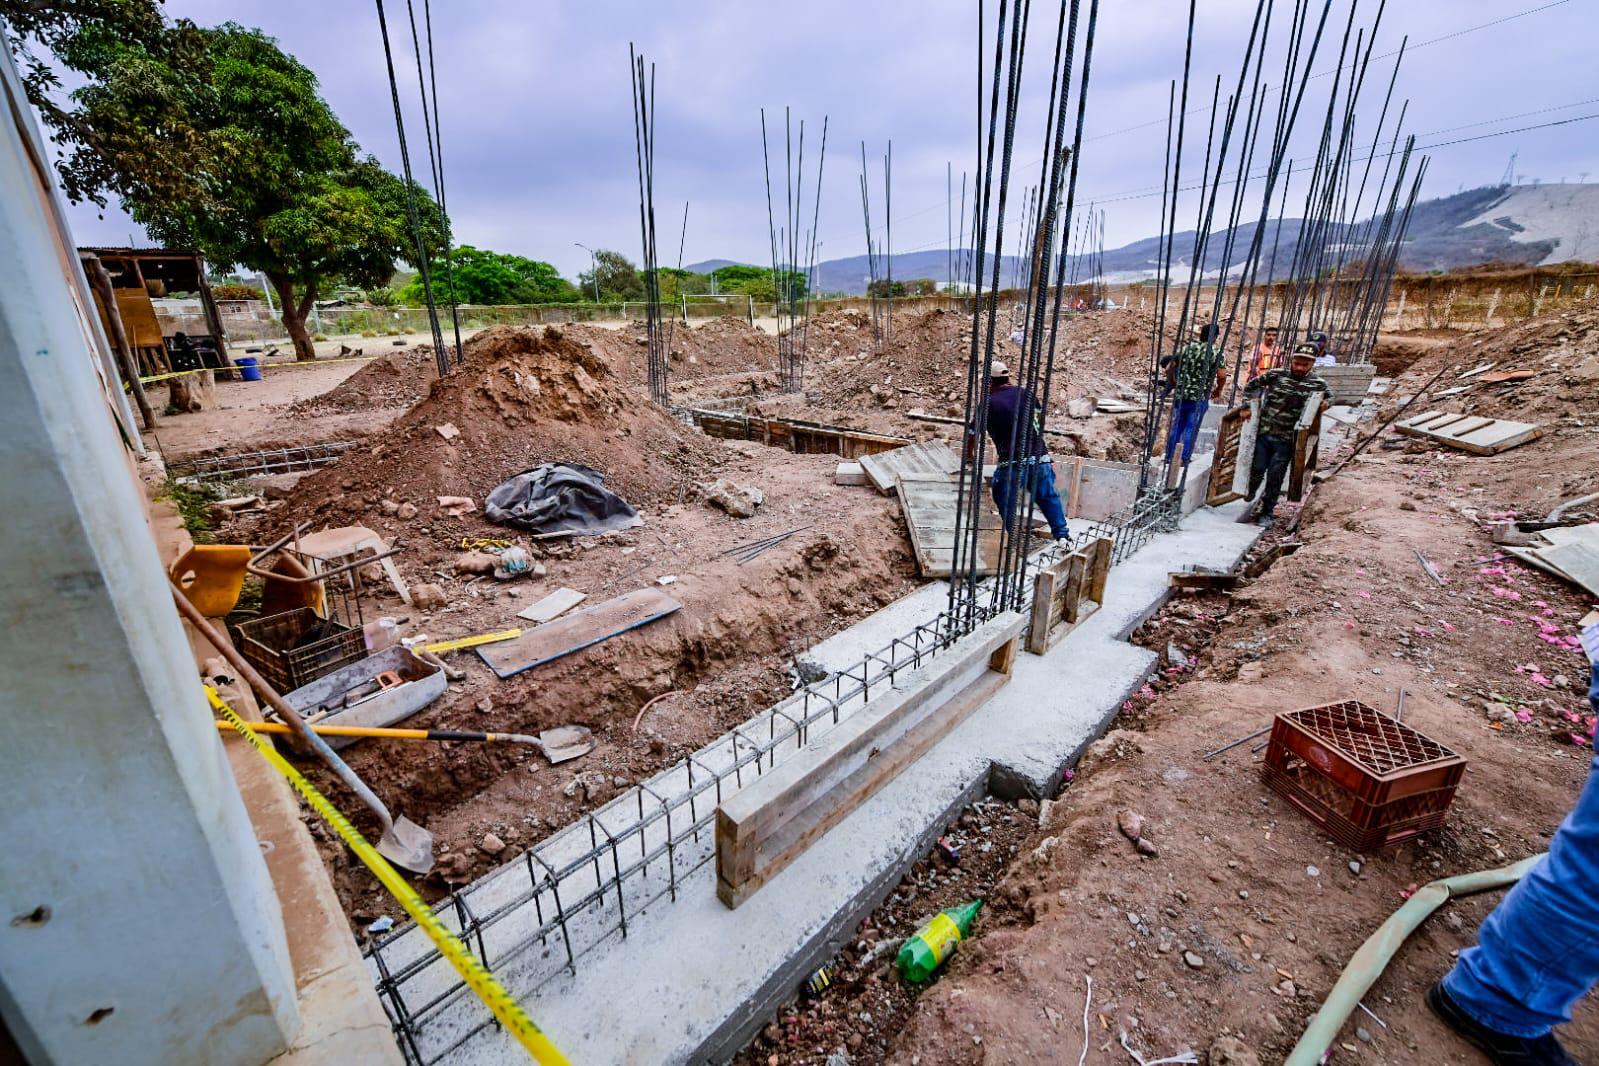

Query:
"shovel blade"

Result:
[[538, 725, 595, 764], [376, 815, 435, 875]]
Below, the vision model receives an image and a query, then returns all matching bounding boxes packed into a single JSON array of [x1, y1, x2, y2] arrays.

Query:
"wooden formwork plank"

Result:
[[1395, 408, 1543, 455], [1026, 565, 1061, 655], [896, 473, 1003, 577], [1207, 405, 1249, 506], [858, 441, 960, 494], [716, 613, 1025, 907]]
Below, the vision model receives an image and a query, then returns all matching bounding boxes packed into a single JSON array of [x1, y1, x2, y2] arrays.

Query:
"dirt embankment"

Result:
[[291, 348, 441, 414]]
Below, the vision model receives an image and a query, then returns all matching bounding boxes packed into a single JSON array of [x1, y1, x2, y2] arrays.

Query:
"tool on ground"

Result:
[[206, 687, 569, 1064], [1202, 724, 1272, 761], [1396, 688, 1408, 724], [1414, 548, 1445, 586], [215, 720, 596, 762], [719, 525, 814, 565], [422, 628, 523, 654], [171, 581, 435, 874], [896, 899, 982, 983]]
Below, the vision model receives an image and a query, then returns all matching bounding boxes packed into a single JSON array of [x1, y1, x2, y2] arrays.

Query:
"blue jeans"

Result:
[[1164, 398, 1208, 463], [991, 460, 1069, 540], [1442, 662, 1599, 1036]]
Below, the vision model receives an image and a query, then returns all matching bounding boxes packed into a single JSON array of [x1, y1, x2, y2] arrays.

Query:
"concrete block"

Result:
[[833, 461, 866, 486]]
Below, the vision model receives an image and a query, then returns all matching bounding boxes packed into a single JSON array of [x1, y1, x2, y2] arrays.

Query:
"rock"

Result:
[[1117, 809, 1145, 842], [1238, 890, 1250, 900], [1237, 661, 1265, 682], [703, 479, 764, 518], [434, 422, 460, 440], [1127, 911, 1142, 926], [1167, 642, 1190, 667], [476, 697, 493, 713], [1067, 397, 1096, 419], [1018, 798, 1040, 817], [1209, 1036, 1261, 1066], [411, 583, 446, 610], [1037, 798, 1058, 829], [1399, 499, 1417, 511], [437, 495, 476, 517], [396, 501, 419, 521], [1183, 951, 1204, 969], [1306, 865, 1320, 877], [380, 498, 401, 515], [1135, 836, 1159, 857], [1349, 860, 1362, 875], [1356, 1026, 1373, 1043], [479, 832, 506, 856]]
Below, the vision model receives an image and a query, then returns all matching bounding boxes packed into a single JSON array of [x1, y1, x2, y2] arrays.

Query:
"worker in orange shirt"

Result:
[[1246, 325, 1283, 380]]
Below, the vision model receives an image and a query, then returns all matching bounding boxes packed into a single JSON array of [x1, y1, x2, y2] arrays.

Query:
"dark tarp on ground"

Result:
[[483, 463, 643, 536]]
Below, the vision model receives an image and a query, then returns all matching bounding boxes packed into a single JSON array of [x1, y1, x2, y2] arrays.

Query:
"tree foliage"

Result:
[[21, 11, 443, 360], [398, 246, 578, 306], [576, 249, 645, 302], [710, 264, 807, 303], [211, 282, 264, 301]]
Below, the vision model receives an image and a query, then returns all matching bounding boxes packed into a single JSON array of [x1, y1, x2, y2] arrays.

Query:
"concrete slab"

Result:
[[424, 503, 1263, 1065]]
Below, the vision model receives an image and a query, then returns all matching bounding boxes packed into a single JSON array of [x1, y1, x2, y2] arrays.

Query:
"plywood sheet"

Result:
[[479, 587, 681, 678], [1395, 409, 1542, 455], [858, 441, 960, 493]]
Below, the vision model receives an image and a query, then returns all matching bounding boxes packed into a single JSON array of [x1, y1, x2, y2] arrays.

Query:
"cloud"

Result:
[[56, 0, 1599, 280]]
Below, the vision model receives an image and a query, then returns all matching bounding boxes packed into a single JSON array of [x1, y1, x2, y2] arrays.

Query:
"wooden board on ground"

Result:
[[687, 409, 908, 459], [716, 612, 1025, 907], [478, 587, 681, 678], [1394, 410, 1543, 455], [858, 441, 960, 494], [516, 587, 586, 624], [1207, 405, 1250, 506], [897, 472, 1003, 577], [1026, 538, 1113, 655]]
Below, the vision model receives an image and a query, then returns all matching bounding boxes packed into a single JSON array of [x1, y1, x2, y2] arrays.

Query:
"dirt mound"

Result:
[[1394, 301, 1599, 423], [292, 349, 439, 414], [278, 325, 718, 528], [562, 317, 777, 382], [811, 306, 1157, 411]]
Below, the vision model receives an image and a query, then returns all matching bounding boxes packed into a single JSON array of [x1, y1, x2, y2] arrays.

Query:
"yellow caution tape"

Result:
[[205, 687, 568, 1065], [460, 537, 514, 551], [423, 628, 523, 654]]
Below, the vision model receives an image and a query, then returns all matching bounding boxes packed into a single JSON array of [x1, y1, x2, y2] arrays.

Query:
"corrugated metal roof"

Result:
[[78, 246, 203, 258]]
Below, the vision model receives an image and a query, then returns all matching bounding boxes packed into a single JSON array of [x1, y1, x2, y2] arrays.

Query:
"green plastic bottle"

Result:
[[895, 899, 982, 983]]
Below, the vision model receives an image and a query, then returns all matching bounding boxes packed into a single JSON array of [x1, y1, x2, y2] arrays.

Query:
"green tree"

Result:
[[398, 246, 578, 305], [711, 264, 807, 303], [365, 286, 398, 307], [211, 282, 264, 301], [577, 250, 644, 302], [30, 15, 443, 360]]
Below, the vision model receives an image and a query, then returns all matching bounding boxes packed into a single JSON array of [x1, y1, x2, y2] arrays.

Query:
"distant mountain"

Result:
[[681, 258, 746, 274], [686, 184, 1599, 296]]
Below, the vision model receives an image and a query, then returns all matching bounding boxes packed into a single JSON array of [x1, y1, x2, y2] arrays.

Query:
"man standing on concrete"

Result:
[[974, 360, 1070, 543], [1427, 618, 1599, 1066], [1241, 343, 1329, 526], [1162, 322, 1227, 488]]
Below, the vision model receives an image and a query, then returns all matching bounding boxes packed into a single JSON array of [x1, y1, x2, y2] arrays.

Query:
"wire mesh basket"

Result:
[[234, 544, 368, 691]]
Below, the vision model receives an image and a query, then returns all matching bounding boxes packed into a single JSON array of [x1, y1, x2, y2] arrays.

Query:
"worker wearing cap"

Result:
[[1161, 322, 1227, 488], [1428, 619, 1599, 1066], [1240, 343, 1329, 525], [974, 360, 1070, 542]]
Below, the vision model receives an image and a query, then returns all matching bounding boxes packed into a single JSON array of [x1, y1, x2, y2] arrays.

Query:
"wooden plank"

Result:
[[858, 441, 960, 494], [515, 587, 586, 623], [896, 473, 1002, 577], [1396, 408, 1543, 455], [1026, 565, 1061, 655], [1060, 552, 1089, 623], [716, 613, 1024, 907], [1087, 537, 1113, 602], [477, 588, 681, 678]]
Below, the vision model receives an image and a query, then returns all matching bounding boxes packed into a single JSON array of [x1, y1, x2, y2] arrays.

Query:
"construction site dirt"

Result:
[[159, 300, 1599, 1062]]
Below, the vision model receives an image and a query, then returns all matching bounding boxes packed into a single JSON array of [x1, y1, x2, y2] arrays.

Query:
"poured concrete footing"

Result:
[[451, 503, 1263, 1065]]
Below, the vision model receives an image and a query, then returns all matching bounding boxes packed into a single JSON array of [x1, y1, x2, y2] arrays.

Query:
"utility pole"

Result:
[[574, 242, 600, 301]]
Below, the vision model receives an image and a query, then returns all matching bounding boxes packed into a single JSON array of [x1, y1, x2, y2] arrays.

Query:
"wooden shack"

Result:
[[78, 248, 230, 378]]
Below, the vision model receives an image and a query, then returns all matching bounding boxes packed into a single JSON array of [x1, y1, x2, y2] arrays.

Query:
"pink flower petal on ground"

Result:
[[1572, 733, 1590, 748], [1516, 709, 1534, 723], [1495, 617, 1516, 626], [1344, 620, 1357, 630], [1061, 768, 1074, 782], [1531, 672, 1555, 688], [1491, 587, 1522, 600], [1479, 566, 1508, 577], [1535, 600, 1550, 608], [1415, 626, 1435, 637], [1442, 622, 1458, 632], [1565, 711, 1582, 723], [1358, 590, 1372, 600]]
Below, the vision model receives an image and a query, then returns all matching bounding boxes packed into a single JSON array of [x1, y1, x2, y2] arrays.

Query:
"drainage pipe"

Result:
[[1285, 853, 1545, 1066]]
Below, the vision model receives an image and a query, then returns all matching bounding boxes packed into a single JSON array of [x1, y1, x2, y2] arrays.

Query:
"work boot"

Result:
[[1255, 511, 1275, 527], [1427, 982, 1578, 1066]]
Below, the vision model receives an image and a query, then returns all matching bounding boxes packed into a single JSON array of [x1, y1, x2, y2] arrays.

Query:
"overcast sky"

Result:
[[56, 0, 1599, 281]]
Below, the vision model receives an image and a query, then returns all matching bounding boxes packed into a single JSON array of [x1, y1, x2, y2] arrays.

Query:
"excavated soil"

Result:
[[292, 348, 441, 414]]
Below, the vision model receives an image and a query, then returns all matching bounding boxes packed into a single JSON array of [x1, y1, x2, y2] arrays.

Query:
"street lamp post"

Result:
[[574, 242, 600, 303]]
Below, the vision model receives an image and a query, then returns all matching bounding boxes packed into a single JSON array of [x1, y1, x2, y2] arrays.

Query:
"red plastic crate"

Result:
[[1262, 700, 1465, 851]]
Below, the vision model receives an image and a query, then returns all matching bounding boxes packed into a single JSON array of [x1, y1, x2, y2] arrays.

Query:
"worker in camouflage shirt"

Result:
[[1241, 342, 1330, 525], [1161, 322, 1227, 488]]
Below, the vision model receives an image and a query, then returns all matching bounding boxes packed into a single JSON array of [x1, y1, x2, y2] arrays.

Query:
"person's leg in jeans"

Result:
[[1164, 399, 1203, 463], [1178, 400, 1209, 464], [990, 463, 1019, 529], [1431, 662, 1599, 1063], [1028, 462, 1070, 540], [1256, 434, 1293, 516]]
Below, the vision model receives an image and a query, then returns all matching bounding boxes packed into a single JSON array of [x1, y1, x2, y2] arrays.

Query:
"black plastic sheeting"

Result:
[[483, 463, 643, 536]]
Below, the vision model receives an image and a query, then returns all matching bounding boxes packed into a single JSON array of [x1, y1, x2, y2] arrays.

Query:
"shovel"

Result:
[[172, 583, 436, 875], [217, 720, 596, 763]]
